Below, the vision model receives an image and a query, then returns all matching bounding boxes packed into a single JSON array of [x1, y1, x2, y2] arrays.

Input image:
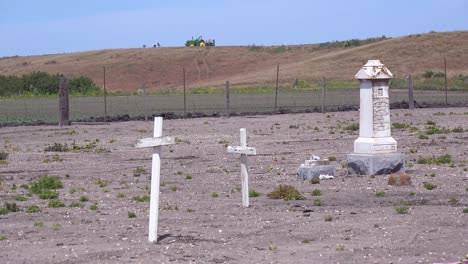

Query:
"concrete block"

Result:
[[298, 164, 335, 180], [347, 153, 405, 176]]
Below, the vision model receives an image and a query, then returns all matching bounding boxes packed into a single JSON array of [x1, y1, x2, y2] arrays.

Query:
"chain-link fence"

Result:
[[1, 82, 467, 125]]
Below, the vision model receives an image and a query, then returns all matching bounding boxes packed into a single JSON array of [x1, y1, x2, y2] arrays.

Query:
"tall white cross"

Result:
[[227, 128, 256, 207], [135, 117, 175, 242]]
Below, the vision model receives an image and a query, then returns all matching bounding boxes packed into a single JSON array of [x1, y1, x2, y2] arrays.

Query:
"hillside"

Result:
[[0, 31, 467, 92]]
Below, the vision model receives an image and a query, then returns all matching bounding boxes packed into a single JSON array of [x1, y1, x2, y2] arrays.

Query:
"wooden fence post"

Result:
[[225, 81, 230, 118], [321, 77, 326, 113], [408, 74, 414, 110], [59, 77, 70, 126], [275, 64, 279, 112], [183, 67, 187, 117]]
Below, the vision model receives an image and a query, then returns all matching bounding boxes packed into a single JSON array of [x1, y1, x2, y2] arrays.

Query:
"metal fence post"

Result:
[[225, 81, 230, 118], [408, 74, 414, 110]]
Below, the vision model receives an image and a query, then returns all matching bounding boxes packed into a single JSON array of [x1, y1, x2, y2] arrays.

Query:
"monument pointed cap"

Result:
[[355, 60, 393, 80]]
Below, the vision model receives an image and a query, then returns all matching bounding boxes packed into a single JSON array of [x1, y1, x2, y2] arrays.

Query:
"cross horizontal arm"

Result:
[[227, 146, 256, 155], [135, 136, 175, 148]]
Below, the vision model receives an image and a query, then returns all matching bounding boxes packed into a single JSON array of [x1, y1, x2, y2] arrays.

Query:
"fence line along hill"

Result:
[[0, 31, 467, 92]]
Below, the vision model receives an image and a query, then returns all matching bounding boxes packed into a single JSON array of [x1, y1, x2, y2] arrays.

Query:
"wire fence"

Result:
[[1, 82, 467, 125]]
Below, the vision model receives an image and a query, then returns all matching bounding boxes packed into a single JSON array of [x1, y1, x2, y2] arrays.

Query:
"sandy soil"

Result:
[[0, 107, 467, 264]]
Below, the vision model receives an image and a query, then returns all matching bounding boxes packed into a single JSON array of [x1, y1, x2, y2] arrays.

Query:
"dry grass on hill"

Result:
[[0, 31, 467, 92]]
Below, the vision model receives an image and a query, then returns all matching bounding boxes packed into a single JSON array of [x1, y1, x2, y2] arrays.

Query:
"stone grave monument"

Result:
[[347, 60, 405, 175]]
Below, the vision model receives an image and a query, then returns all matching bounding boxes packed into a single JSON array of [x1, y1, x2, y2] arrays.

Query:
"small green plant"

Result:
[[30, 175, 63, 195], [311, 189, 322, 196], [267, 185, 305, 200], [249, 190, 262, 197], [52, 224, 61, 231], [0, 202, 20, 215], [328, 156, 337, 161], [313, 199, 323, 206], [132, 195, 150, 202], [343, 123, 359, 131], [44, 143, 69, 152], [302, 239, 310, 244], [117, 193, 125, 198], [417, 154, 452, 165], [79, 196, 89, 202], [395, 206, 409, 214], [43, 154, 64, 163], [448, 198, 459, 204], [15, 196, 27, 201], [452, 126, 464, 133], [94, 179, 108, 188], [134, 167, 146, 174], [375, 191, 385, 197], [89, 204, 98, 210], [26, 205, 41, 213], [34, 222, 44, 227], [38, 190, 59, 199], [393, 123, 409, 129], [310, 178, 320, 184], [185, 174, 192, 179], [409, 149, 417, 154], [69, 202, 84, 208], [423, 182, 437, 190], [211, 192, 219, 198], [418, 134, 429, 139], [48, 200, 65, 208], [408, 191, 416, 196], [170, 186, 178, 192], [128, 211, 136, 218], [0, 151, 9, 160], [324, 215, 333, 221], [0, 235, 6, 241], [463, 208, 468, 213], [336, 244, 345, 251]]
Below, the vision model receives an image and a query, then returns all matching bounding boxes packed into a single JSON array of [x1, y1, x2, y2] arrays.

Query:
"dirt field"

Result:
[[0, 107, 467, 263]]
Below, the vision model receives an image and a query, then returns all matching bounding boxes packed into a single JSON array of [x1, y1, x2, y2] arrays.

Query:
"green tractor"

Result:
[[185, 36, 215, 47]]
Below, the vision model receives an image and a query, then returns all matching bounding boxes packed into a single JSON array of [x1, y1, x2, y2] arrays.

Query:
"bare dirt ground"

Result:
[[0, 107, 467, 264]]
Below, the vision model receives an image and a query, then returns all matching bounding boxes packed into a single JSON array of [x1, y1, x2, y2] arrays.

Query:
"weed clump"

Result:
[[48, 200, 65, 208], [132, 196, 150, 202], [0, 202, 20, 215], [26, 205, 41, 213], [395, 206, 409, 214], [249, 190, 262, 197], [29, 175, 63, 199], [0, 151, 8, 160], [423, 182, 437, 190], [267, 185, 305, 201], [311, 189, 322, 196], [417, 154, 452, 165]]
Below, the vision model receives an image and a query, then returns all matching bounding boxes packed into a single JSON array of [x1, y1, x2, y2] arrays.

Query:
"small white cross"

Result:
[[135, 117, 175, 243], [227, 128, 256, 207]]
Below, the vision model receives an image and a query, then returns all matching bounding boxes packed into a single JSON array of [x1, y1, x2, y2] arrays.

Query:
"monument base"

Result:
[[347, 153, 405, 176], [298, 164, 335, 180]]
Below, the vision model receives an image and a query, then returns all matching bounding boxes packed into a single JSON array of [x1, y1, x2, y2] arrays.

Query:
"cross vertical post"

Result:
[[135, 117, 175, 242], [227, 128, 256, 207]]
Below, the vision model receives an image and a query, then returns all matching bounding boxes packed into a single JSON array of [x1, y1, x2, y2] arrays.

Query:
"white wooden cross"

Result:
[[227, 128, 256, 207], [135, 117, 175, 242]]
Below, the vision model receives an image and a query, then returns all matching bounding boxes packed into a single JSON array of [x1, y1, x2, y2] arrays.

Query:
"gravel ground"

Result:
[[0, 107, 467, 264]]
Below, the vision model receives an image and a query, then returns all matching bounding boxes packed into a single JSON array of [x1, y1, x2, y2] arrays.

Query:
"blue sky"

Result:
[[0, 0, 466, 56]]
